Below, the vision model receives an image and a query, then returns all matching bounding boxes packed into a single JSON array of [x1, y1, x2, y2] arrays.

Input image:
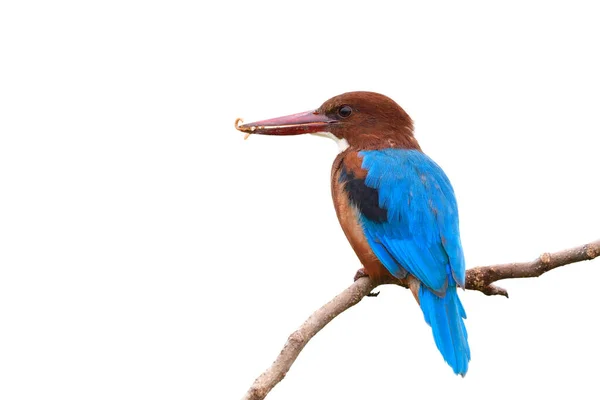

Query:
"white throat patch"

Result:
[[311, 131, 350, 152]]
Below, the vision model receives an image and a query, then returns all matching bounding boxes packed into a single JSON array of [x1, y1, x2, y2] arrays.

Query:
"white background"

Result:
[[1, 1, 599, 399]]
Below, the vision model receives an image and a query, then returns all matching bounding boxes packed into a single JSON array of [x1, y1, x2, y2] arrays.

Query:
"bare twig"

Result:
[[466, 239, 600, 297], [242, 239, 600, 400], [242, 278, 377, 400]]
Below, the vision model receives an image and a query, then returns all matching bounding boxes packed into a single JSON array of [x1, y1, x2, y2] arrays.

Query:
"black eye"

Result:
[[337, 105, 352, 118]]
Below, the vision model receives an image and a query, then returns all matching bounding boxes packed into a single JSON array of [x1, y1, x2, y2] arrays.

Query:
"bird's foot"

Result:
[[354, 268, 380, 297], [353, 268, 369, 282]]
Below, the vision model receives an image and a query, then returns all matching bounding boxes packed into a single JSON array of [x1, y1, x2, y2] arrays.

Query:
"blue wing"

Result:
[[340, 148, 470, 375], [357, 149, 465, 293]]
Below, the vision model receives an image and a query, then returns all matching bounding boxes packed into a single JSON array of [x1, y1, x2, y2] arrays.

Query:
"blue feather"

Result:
[[419, 286, 470, 376], [356, 149, 470, 374], [359, 149, 465, 289]]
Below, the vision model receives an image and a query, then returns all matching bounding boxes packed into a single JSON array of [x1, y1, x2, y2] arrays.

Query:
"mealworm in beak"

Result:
[[235, 118, 252, 140]]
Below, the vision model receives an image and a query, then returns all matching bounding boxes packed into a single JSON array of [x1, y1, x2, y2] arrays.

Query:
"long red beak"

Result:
[[235, 110, 336, 136]]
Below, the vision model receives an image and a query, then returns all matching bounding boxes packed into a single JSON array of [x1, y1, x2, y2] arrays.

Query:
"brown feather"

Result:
[[318, 92, 421, 151], [331, 151, 392, 281]]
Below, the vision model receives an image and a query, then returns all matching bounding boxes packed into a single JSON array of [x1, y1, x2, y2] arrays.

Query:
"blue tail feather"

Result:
[[419, 285, 470, 376]]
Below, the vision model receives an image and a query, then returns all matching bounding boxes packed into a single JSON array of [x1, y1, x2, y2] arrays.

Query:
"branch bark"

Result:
[[242, 239, 600, 400]]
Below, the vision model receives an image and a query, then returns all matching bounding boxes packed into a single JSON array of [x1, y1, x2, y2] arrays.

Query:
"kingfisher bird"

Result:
[[237, 92, 470, 376]]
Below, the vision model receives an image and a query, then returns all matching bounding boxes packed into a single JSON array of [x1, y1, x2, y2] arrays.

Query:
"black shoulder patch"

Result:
[[340, 166, 387, 222]]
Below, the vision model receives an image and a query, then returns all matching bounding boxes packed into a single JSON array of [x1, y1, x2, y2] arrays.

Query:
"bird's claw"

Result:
[[353, 268, 369, 282], [354, 268, 380, 297]]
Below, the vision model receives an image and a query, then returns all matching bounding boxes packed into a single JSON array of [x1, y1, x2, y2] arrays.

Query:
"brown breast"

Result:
[[330, 151, 392, 282]]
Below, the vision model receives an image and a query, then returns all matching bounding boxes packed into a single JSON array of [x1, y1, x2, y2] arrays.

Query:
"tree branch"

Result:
[[242, 239, 600, 400], [466, 239, 600, 297]]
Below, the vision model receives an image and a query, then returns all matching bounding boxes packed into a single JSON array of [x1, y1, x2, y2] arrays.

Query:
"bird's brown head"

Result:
[[236, 91, 419, 151]]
